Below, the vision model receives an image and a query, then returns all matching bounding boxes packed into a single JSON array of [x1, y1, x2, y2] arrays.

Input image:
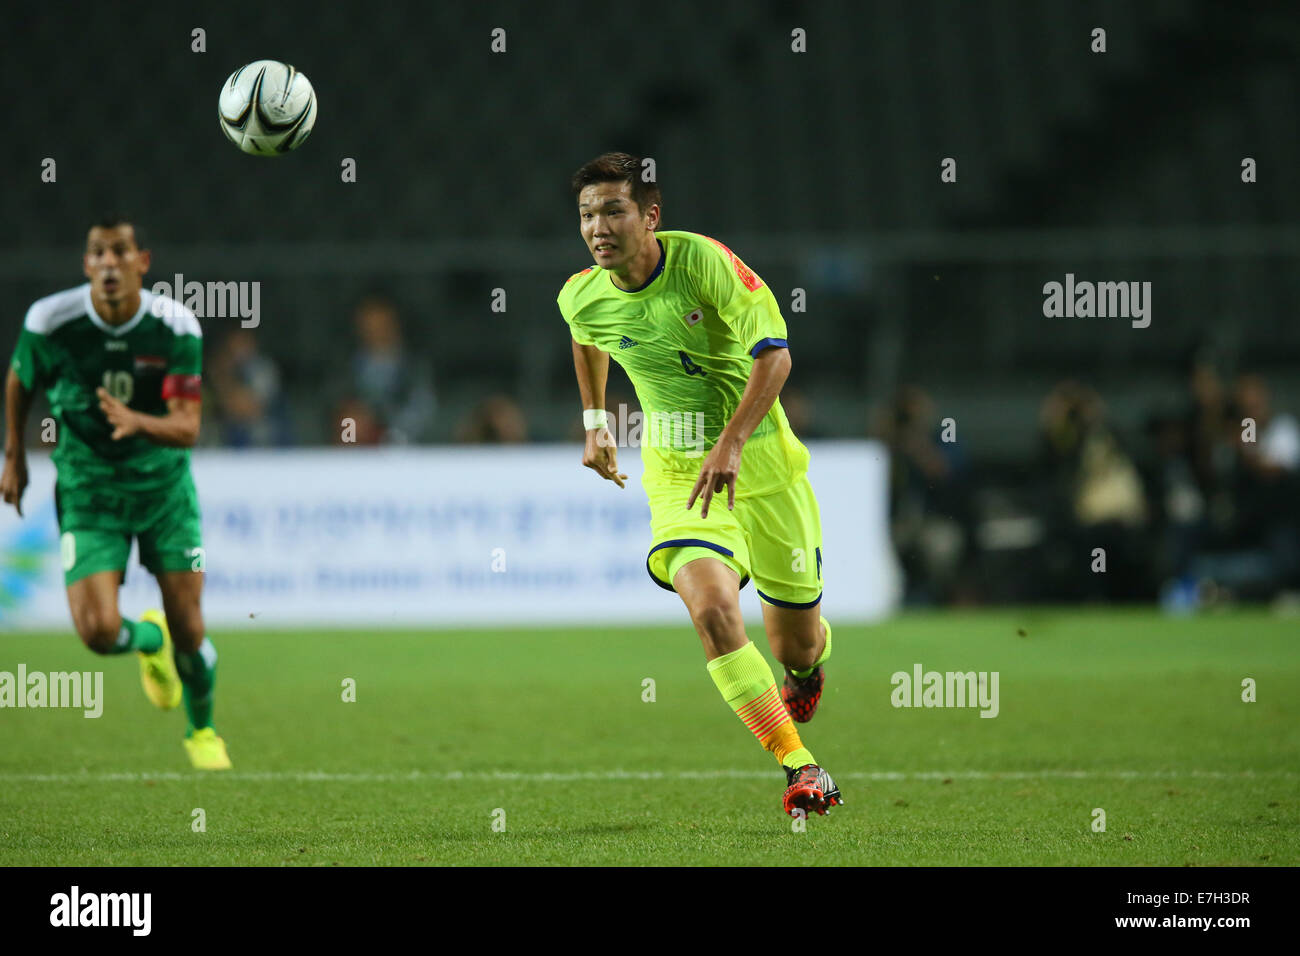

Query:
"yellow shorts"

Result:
[[645, 473, 824, 608]]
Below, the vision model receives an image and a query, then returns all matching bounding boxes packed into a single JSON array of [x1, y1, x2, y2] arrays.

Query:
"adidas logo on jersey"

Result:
[[618, 335, 639, 349]]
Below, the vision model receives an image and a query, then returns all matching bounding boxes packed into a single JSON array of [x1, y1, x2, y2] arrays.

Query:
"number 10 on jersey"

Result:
[[102, 370, 134, 403]]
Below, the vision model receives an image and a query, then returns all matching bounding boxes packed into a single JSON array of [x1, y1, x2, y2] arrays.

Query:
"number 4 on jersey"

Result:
[[678, 351, 707, 377]]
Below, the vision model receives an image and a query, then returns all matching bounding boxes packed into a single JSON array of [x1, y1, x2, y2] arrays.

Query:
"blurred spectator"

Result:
[[1038, 381, 1150, 601], [1235, 374, 1300, 476], [1185, 357, 1236, 499], [781, 388, 826, 439], [349, 296, 436, 444], [332, 396, 384, 446], [872, 385, 971, 605], [1227, 374, 1300, 594], [209, 329, 293, 447], [455, 395, 528, 444], [1040, 382, 1148, 528], [1150, 357, 1235, 589], [1173, 374, 1300, 602], [1141, 403, 1200, 584]]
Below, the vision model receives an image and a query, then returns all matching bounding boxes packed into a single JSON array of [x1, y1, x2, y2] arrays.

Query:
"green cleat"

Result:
[[138, 609, 182, 710]]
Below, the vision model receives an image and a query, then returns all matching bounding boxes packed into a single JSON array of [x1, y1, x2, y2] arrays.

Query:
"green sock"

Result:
[[790, 616, 832, 679], [175, 637, 217, 733], [109, 618, 163, 655]]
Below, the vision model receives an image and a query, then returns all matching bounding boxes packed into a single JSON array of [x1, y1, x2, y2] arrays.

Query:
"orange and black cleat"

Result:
[[783, 763, 843, 817], [781, 665, 825, 723]]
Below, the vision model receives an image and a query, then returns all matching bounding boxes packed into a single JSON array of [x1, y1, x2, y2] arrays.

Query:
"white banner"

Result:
[[0, 442, 897, 629]]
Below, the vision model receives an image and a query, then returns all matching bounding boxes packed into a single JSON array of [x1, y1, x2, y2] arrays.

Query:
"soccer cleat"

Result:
[[783, 763, 843, 817], [781, 664, 825, 723], [184, 728, 233, 770], [137, 609, 182, 710]]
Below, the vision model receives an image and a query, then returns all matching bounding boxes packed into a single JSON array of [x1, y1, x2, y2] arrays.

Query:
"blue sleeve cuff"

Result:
[[749, 337, 788, 358]]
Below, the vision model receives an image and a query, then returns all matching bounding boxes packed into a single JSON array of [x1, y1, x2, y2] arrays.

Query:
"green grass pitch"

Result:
[[1, 609, 1296, 866]]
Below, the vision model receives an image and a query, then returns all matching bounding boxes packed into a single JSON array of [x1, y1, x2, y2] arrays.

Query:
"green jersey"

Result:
[[557, 229, 809, 496], [10, 284, 202, 491]]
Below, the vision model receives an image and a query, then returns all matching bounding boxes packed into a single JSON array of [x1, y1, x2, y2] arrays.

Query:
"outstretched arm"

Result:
[[97, 390, 201, 448], [2, 367, 34, 516], [572, 337, 626, 489]]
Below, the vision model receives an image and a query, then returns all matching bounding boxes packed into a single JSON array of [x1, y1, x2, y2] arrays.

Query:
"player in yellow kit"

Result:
[[557, 153, 841, 818]]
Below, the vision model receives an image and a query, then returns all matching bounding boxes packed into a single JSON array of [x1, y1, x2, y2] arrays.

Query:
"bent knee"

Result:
[[768, 621, 823, 651], [74, 610, 122, 654], [690, 599, 744, 643]]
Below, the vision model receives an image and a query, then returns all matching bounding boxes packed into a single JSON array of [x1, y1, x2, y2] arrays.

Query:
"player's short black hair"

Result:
[[570, 152, 663, 227], [88, 215, 145, 250]]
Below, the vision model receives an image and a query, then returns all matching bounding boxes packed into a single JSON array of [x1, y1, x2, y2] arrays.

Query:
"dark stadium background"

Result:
[[3, 0, 1297, 606]]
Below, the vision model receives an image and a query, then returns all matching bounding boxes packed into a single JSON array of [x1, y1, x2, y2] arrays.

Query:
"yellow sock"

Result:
[[708, 641, 815, 769]]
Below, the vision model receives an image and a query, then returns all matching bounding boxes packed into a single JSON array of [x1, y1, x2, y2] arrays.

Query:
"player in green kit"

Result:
[[558, 154, 841, 818], [1, 218, 230, 769]]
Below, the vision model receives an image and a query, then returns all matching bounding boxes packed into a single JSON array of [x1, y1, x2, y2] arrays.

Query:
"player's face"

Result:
[[578, 181, 656, 270], [83, 225, 150, 302]]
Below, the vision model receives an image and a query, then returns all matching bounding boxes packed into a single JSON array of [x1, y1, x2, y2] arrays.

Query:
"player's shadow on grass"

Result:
[[438, 821, 654, 841]]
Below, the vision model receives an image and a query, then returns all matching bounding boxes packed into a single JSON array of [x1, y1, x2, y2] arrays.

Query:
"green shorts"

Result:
[[645, 472, 824, 608], [55, 471, 203, 585]]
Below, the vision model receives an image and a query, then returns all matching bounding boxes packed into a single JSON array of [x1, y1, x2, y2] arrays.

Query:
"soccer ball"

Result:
[[218, 60, 317, 156]]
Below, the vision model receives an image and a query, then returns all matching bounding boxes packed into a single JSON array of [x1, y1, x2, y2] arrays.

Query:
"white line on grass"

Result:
[[0, 769, 1292, 783]]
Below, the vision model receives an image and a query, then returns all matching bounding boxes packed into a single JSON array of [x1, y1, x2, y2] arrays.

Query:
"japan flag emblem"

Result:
[[684, 308, 704, 327]]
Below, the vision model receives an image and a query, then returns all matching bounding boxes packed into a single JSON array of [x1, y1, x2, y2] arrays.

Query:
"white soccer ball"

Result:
[[218, 60, 317, 156]]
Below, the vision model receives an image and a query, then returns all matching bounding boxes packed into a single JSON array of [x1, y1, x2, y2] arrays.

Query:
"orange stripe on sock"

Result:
[[729, 679, 805, 760], [740, 696, 786, 733], [752, 708, 792, 741], [736, 685, 779, 717], [745, 698, 787, 731], [741, 692, 782, 718]]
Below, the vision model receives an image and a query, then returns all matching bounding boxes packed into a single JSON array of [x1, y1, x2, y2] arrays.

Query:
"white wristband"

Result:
[[583, 409, 609, 431]]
